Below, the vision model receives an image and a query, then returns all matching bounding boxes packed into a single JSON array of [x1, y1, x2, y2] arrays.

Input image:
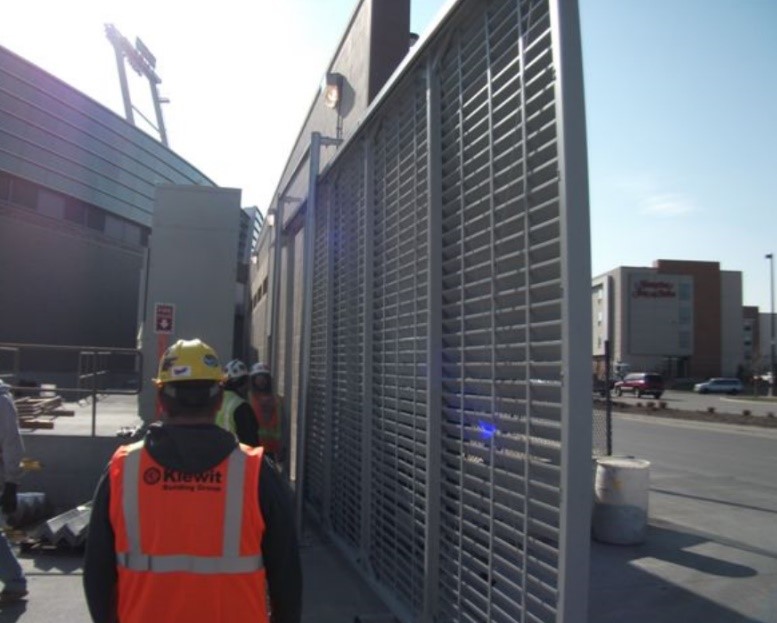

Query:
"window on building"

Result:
[[678, 306, 692, 324], [679, 331, 691, 349], [64, 198, 87, 225], [679, 283, 691, 301], [86, 206, 106, 232], [104, 214, 125, 241], [10, 177, 37, 209], [124, 222, 142, 246], [0, 172, 10, 200], [37, 189, 66, 220]]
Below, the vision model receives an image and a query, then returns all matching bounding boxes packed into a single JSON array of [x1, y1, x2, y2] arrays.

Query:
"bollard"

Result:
[[592, 457, 650, 545]]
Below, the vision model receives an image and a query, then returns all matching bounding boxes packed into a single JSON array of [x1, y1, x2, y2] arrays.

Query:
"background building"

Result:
[[0, 45, 260, 385], [593, 259, 745, 380]]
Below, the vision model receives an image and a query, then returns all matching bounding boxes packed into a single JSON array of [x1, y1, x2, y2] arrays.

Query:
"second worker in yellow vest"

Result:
[[215, 359, 260, 447]]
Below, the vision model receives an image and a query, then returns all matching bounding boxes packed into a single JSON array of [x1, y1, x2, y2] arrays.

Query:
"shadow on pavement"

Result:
[[589, 521, 769, 623], [0, 600, 28, 622]]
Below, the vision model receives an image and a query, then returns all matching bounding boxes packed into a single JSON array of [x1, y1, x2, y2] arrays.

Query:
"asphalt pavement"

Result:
[[591, 413, 777, 623]]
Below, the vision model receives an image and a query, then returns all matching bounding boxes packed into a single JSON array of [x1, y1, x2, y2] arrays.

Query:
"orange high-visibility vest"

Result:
[[108, 441, 268, 623], [251, 394, 281, 454]]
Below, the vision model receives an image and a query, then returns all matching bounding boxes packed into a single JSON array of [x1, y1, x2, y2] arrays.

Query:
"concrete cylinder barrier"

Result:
[[592, 457, 650, 545]]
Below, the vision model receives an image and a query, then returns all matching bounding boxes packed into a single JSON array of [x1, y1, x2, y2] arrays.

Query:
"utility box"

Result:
[[138, 185, 242, 421]]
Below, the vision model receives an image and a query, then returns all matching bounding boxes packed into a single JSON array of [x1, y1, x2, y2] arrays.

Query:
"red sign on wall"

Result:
[[154, 303, 175, 334]]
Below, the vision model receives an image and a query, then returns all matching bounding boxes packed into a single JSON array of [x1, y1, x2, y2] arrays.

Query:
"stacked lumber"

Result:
[[14, 396, 75, 429]]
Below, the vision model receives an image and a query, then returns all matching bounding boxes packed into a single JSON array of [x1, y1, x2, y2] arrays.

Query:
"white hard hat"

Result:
[[224, 359, 249, 381], [250, 362, 270, 377]]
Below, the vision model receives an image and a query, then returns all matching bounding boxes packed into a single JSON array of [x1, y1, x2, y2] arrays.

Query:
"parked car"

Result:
[[693, 378, 743, 395], [613, 372, 664, 399]]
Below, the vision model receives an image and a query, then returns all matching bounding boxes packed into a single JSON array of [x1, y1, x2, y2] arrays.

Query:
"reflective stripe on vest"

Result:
[[118, 444, 263, 574], [215, 391, 246, 434]]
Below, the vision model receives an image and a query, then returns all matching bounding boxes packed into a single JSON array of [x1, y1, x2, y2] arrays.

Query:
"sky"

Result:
[[1, 0, 776, 310]]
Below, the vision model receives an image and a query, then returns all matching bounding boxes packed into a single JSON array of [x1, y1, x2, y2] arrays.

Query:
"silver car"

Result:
[[693, 378, 743, 395]]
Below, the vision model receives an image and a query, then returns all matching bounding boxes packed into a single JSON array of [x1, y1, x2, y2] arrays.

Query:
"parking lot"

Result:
[[609, 389, 777, 418]]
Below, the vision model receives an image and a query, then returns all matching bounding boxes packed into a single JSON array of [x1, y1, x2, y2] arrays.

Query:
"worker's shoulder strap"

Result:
[[112, 439, 145, 462], [238, 443, 264, 462]]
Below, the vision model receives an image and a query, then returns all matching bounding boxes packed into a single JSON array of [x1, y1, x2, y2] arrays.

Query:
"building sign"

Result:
[[154, 303, 175, 334], [632, 279, 676, 299]]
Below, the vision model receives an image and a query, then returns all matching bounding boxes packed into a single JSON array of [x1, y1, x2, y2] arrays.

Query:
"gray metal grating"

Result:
[[305, 181, 333, 515], [298, 0, 590, 620], [437, 1, 561, 621], [369, 67, 430, 614], [329, 146, 367, 549]]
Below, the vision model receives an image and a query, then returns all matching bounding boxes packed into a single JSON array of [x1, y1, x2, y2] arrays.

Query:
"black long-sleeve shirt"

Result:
[[83, 423, 302, 623], [233, 399, 261, 447]]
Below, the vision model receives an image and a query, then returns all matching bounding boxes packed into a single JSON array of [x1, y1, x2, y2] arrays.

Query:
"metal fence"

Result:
[[283, 0, 592, 621], [0, 342, 141, 436]]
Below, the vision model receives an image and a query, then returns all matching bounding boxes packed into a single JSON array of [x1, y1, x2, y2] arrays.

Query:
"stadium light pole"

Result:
[[767, 253, 775, 397]]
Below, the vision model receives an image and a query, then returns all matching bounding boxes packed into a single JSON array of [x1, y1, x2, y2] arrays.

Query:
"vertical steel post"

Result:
[[149, 81, 169, 147], [322, 181, 335, 531], [361, 137, 375, 561], [422, 57, 442, 623], [767, 253, 775, 397], [112, 46, 134, 124], [550, 1, 593, 621], [91, 350, 98, 437], [269, 199, 286, 375], [605, 339, 612, 455], [295, 132, 321, 535]]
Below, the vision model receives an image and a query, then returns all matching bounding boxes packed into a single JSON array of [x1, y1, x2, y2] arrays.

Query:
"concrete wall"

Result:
[[720, 271, 744, 376], [657, 260, 721, 378], [0, 206, 143, 351], [20, 435, 124, 512], [139, 185, 242, 420], [271, 0, 411, 223], [627, 270, 692, 357], [591, 275, 608, 357], [249, 225, 273, 364]]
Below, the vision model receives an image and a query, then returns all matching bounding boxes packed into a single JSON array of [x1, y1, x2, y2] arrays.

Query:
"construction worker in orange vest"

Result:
[[249, 363, 284, 463], [215, 359, 260, 446], [83, 339, 302, 623]]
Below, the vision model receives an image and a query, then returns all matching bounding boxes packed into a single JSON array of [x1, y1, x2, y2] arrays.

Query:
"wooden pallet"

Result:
[[14, 396, 75, 429]]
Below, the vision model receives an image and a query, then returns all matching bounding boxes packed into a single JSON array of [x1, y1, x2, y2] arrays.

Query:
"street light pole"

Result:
[[767, 253, 775, 397]]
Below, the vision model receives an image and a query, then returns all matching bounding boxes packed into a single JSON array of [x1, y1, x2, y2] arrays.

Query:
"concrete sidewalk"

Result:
[[1, 526, 394, 623]]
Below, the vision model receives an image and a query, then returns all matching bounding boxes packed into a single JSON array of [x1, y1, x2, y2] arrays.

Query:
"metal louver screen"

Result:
[[328, 147, 367, 549], [437, 1, 562, 621], [297, 0, 590, 621], [369, 68, 430, 613], [305, 182, 333, 515]]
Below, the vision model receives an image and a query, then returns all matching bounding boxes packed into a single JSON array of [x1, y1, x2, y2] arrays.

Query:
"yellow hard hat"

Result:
[[155, 339, 225, 385]]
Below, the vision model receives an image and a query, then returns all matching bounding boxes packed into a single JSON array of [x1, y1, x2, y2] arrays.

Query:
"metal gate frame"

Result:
[[275, 1, 592, 621]]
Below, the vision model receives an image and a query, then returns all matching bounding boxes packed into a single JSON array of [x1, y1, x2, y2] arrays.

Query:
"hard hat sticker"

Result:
[[171, 365, 192, 378], [203, 354, 219, 368]]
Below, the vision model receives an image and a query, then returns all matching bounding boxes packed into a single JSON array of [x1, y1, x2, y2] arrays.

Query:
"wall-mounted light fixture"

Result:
[[320, 72, 343, 110]]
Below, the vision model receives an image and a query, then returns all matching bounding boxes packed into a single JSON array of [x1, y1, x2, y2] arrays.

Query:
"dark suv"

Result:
[[614, 372, 664, 399]]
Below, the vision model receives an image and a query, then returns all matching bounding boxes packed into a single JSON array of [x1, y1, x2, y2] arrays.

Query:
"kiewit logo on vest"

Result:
[[144, 468, 224, 492]]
